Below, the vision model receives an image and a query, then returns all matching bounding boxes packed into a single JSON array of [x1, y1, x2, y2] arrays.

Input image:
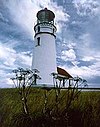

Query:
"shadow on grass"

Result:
[[10, 113, 34, 127]]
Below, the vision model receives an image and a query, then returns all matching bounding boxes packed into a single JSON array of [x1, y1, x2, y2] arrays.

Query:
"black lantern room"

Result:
[[37, 8, 55, 24]]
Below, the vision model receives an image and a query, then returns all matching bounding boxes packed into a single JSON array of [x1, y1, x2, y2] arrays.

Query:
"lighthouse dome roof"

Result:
[[37, 8, 55, 22]]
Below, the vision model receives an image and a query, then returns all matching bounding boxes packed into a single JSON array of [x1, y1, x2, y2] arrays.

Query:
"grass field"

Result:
[[0, 88, 100, 127]]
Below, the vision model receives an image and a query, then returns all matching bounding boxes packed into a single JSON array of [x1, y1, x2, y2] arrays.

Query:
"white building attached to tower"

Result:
[[32, 8, 57, 85]]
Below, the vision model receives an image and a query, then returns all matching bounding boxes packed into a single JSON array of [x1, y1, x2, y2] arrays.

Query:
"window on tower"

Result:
[[38, 26, 40, 32], [36, 37, 40, 46], [53, 28, 55, 34]]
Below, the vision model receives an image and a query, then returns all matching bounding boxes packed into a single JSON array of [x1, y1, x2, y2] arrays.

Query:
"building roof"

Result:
[[57, 67, 73, 79]]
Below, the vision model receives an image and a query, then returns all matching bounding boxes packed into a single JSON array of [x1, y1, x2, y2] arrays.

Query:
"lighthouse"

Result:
[[32, 8, 57, 85]]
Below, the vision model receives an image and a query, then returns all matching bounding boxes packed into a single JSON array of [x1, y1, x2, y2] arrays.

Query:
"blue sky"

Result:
[[0, 0, 100, 88]]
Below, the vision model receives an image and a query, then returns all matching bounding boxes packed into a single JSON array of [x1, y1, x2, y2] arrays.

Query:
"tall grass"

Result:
[[0, 88, 100, 127]]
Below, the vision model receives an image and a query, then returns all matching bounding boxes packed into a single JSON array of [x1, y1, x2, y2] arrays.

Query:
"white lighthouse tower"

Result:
[[32, 8, 57, 85]]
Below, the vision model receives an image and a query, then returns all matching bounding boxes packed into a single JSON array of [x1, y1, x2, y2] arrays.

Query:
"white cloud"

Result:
[[61, 49, 76, 61], [17, 52, 32, 67], [82, 56, 94, 61], [76, 31, 100, 61], [0, 70, 14, 87], [4, 0, 38, 36], [60, 50, 100, 85], [59, 29, 100, 82], [62, 64, 100, 80], [0, 42, 16, 66], [0, 42, 32, 87], [67, 42, 76, 49], [0, 42, 32, 68], [89, 61, 100, 72], [76, 33, 93, 58], [73, 0, 100, 17]]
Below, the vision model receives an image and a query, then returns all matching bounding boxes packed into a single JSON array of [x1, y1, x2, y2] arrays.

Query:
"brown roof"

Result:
[[57, 67, 73, 79]]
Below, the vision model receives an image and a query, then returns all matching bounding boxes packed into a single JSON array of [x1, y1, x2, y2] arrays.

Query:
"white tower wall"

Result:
[[32, 8, 57, 85]]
